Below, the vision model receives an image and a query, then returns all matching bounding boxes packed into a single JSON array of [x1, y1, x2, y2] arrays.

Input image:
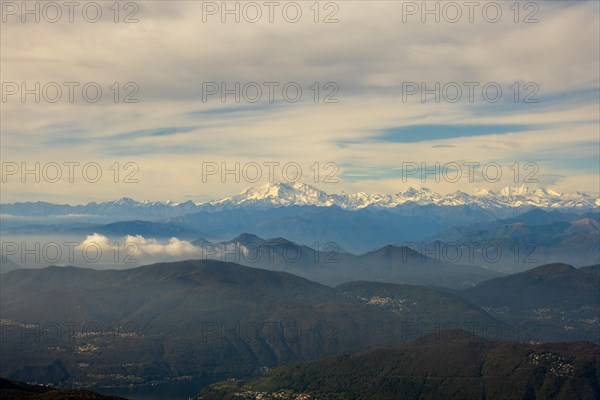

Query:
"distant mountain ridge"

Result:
[[2, 182, 598, 218], [194, 234, 502, 289], [430, 210, 600, 272], [212, 182, 599, 210]]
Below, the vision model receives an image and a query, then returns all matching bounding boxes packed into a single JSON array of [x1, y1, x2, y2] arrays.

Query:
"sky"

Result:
[[1, 0, 599, 204]]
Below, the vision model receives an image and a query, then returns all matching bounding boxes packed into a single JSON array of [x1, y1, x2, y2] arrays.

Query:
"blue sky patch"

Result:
[[373, 124, 535, 143]]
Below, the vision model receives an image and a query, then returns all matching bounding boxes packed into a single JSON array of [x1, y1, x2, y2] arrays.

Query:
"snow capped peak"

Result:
[[240, 181, 324, 197], [547, 189, 562, 196], [213, 181, 333, 207], [499, 185, 532, 197], [112, 197, 137, 205], [449, 190, 471, 199]]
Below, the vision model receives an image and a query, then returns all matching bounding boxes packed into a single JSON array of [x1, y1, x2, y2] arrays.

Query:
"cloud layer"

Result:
[[2, 1, 598, 203]]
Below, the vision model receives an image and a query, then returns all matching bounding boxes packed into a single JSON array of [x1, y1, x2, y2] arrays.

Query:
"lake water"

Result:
[[96, 376, 224, 400]]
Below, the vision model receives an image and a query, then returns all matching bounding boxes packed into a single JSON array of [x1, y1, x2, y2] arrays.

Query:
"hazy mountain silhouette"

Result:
[[0, 256, 20, 273], [195, 235, 501, 289], [429, 210, 600, 272]]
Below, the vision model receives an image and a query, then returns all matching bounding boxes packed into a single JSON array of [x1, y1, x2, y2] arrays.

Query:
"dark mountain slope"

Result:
[[0, 378, 126, 399], [199, 332, 600, 400], [337, 281, 511, 337], [462, 263, 600, 342], [1, 260, 504, 387]]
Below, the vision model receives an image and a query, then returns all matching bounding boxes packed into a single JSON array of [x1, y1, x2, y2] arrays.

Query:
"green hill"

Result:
[[199, 331, 600, 400]]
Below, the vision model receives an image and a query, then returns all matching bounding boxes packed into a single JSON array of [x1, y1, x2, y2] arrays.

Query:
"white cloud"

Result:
[[123, 235, 200, 257]]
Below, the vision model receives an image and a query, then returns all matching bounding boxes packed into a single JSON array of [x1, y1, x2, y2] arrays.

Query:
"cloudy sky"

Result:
[[1, 0, 598, 204]]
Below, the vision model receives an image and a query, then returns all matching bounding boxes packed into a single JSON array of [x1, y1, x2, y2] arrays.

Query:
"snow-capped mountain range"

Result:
[[211, 182, 599, 210], [1, 182, 598, 219]]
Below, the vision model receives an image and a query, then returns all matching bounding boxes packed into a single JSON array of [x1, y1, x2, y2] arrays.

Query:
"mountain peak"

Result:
[[215, 181, 331, 208], [113, 197, 137, 205], [264, 237, 295, 246], [229, 233, 264, 245], [368, 244, 421, 258], [499, 185, 532, 197], [526, 263, 577, 276]]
